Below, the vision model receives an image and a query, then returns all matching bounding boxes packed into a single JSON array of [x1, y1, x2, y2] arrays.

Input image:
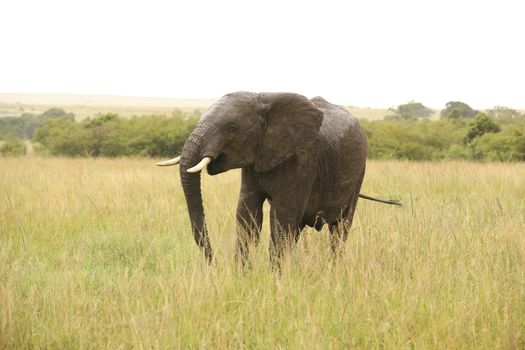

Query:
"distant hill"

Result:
[[1, 93, 523, 121], [0, 93, 449, 120], [0, 93, 399, 120], [0, 93, 214, 108], [346, 107, 438, 121], [0, 93, 214, 119]]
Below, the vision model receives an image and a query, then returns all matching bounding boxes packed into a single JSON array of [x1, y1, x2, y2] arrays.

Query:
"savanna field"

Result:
[[1, 158, 524, 349]]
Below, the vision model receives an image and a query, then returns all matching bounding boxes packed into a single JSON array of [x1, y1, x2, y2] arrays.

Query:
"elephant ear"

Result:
[[254, 93, 324, 172]]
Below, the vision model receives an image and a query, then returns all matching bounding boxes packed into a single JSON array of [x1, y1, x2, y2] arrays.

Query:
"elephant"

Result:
[[157, 92, 400, 265]]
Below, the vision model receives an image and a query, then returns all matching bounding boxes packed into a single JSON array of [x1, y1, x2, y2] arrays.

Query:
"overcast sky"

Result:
[[1, 0, 523, 108]]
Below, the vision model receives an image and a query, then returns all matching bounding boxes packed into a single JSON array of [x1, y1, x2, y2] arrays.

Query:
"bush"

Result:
[[465, 113, 501, 143], [33, 118, 90, 156], [472, 133, 515, 161], [33, 110, 199, 158], [21, 106, 525, 162], [441, 101, 478, 119], [386, 101, 433, 120], [0, 108, 76, 140], [364, 119, 468, 161], [0, 138, 27, 156]]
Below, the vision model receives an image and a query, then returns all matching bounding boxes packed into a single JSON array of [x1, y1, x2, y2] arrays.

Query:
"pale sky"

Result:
[[1, 0, 524, 109]]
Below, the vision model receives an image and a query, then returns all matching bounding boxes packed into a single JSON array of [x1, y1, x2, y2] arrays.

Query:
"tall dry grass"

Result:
[[1, 158, 524, 348]]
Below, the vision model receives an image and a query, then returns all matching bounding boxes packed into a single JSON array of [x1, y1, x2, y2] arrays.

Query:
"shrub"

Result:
[[33, 118, 90, 156], [0, 138, 27, 156], [465, 113, 501, 143], [441, 101, 478, 119], [24, 106, 525, 162], [32, 111, 199, 158], [386, 101, 433, 120]]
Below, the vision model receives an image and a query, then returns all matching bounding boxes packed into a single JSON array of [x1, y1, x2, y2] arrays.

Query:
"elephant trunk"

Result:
[[180, 123, 213, 263]]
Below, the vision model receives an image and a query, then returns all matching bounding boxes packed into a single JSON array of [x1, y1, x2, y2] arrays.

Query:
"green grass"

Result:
[[1, 158, 524, 348]]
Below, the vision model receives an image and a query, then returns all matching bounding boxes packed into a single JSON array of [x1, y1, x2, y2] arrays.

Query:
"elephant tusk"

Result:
[[156, 156, 181, 166], [187, 157, 212, 173]]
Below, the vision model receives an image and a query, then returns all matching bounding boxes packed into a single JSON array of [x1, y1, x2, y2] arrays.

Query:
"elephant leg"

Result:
[[329, 202, 357, 257], [330, 169, 365, 256], [235, 169, 265, 267], [269, 205, 302, 267], [329, 218, 352, 257]]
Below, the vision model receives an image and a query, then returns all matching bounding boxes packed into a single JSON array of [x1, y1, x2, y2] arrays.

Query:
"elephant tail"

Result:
[[359, 194, 402, 206]]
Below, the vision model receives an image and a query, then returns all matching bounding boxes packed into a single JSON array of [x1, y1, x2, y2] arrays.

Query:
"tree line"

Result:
[[1, 102, 524, 161], [365, 101, 525, 161], [0, 108, 200, 157]]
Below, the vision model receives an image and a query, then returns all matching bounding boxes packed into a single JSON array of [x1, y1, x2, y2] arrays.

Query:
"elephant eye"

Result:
[[227, 125, 238, 133]]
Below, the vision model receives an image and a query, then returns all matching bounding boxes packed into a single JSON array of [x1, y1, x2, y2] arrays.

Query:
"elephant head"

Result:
[[158, 92, 323, 263]]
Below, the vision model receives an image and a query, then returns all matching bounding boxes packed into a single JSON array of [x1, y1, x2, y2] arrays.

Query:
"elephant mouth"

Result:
[[207, 154, 226, 175]]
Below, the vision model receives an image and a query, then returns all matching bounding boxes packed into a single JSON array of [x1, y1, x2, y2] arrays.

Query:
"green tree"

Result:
[[486, 106, 523, 122], [465, 113, 501, 143], [27, 107, 525, 162], [444, 144, 473, 160], [0, 138, 27, 156], [513, 136, 525, 160], [386, 101, 433, 121], [32, 110, 200, 158], [33, 118, 89, 156], [0, 108, 76, 140], [441, 101, 478, 119], [472, 133, 515, 161], [41, 108, 75, 121], [447, 108, 461, 121], [82, 113, 120, 156], [0, 113, 42, 139]]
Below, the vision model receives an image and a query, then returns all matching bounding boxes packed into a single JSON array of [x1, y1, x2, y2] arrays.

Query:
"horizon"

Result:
[[1, 92, 523, 111]]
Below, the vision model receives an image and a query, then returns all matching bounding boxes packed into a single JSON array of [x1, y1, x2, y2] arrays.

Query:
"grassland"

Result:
[[1, 158, 524, 349]]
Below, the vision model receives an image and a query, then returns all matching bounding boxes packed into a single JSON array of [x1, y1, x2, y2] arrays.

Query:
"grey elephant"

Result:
[[157, 92, 399, 264]]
